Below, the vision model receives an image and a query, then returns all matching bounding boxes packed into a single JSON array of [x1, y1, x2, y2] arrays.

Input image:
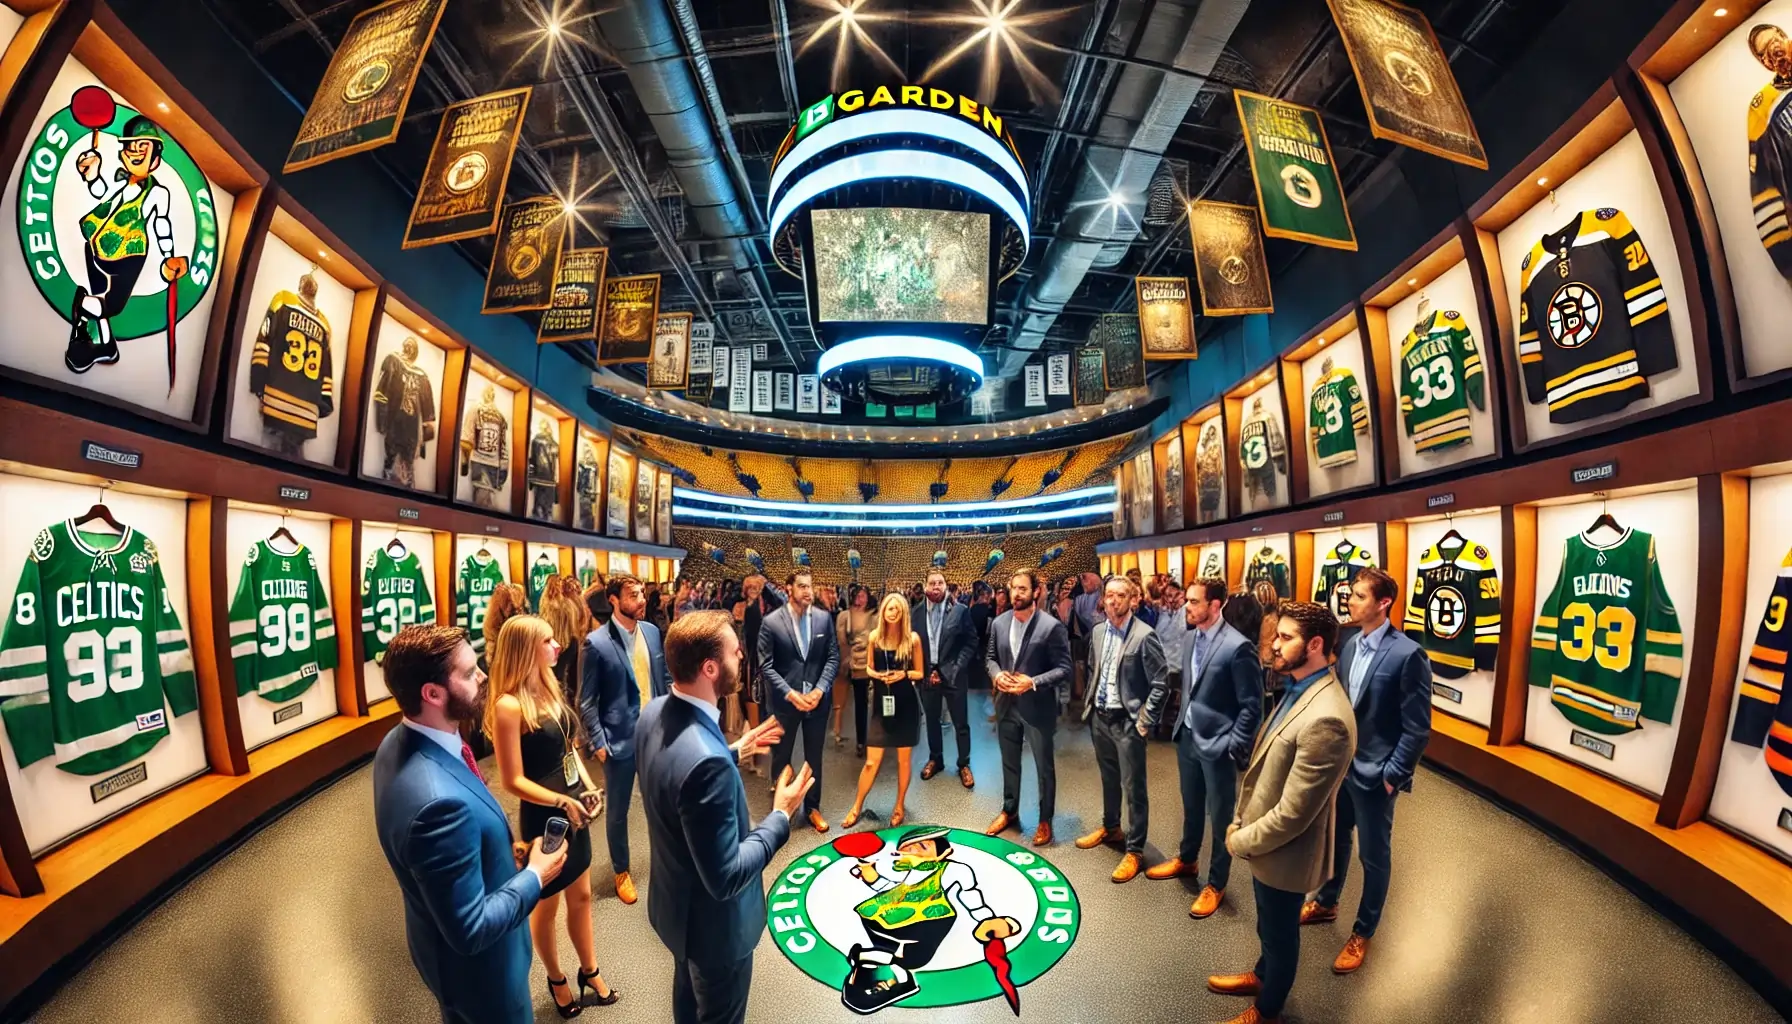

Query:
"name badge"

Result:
[[883, 693, 897, 717], [562, 749, 581, 787]]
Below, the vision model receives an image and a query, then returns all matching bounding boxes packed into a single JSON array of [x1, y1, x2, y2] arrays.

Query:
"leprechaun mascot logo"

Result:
[[17, 85, 218, 391], [771, 825, 1080, 1015]]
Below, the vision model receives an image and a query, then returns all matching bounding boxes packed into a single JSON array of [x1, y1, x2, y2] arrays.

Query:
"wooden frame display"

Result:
[[1153, 426, 1185, 533], [1397, 505, 1506, 727], [606, 446, 634, 540], [358, 519, 443, 707], [522, 393, 575, 527], [451, 353, 527, 517], [1129, 448, 1156, 537], [1182, 403, 1229, 527], [0, 2, 91, 153], [1282, 304, 1379, 503], [1225, 363, 1292, 516], [573, 426, 607, 535], [356, 291, 463, 498], [1301, 521, 1389, 623]]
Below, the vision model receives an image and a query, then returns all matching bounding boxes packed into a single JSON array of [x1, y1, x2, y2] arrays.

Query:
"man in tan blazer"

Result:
[[1207, 601, 1357, 1024]]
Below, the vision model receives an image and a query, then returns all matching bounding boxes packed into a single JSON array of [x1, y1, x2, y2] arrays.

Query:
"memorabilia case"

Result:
[[1402, 507, 1504, 727], [1225, 364, 1291, 515], [1183, 404, 1229, 526], [524, 394, 573, 527], [523, 542, 565, 610], [656, 468, 673, 546], [357, 294, 459, 496], [453, 355, 525, 515], [573, 546, 602, 590], [0, 3, 22, 55], [1237, 533, 1295, 600], [224, 504, 341, 751], [452, 535, 512, 648], [1163, 545, 1184, 583], [607, 549, 634, 576], [1155, 427, 1185, 533], [1288, 309, 1378, 501], [634, 461, 657, 543], [572, 427, 607, 535], [1130, 450, 1156, 538], [1186, 541, 1228, 586], [606, 447, 634, 540], [358, 521, 440, 706], [1302, 524, 1383, 623]]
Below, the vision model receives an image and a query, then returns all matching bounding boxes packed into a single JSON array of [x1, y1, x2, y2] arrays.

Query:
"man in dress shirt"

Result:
[[1302, 567, 1432, 974], [916, 569, 977, 787], [1077, 576, 1169, 882], [758, 568, 839, 832], [985, 569, 1073, 846], [1155, 580, 1190, 738]]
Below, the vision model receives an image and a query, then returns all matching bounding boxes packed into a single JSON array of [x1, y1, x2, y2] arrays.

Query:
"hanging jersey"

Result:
[[228, 541, 337, 704], [1730, 546, 1792, 796], [577, 561, 598, 589], [1404, 536, 1500, 679], [1399, 310, 1486, 453], [1307, 368, 1369, 468], [1245, 550, 1290, 599], [250, 291, 334, 440], [528, 432, 559, 488], [373, 354, 436, 457], [1529, 528, 1682, 735], [1315, 540, 1376, 621], [1517, 209, 1676, 424], [1749, 81, 1792, 279], [1196, 425, 1224, 518], [0, 522, 197, 776], [576, 449, 601, 529], [528, 559, 556, 610], [361, 547, 435, 665], [457, 553, 507, 652], [465, 404, 509, 470], [1239, 412, 1286, 499]]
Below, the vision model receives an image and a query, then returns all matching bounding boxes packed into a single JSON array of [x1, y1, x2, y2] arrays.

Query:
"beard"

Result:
[[445, 685, 483, 726], [1011, 592, 1034, 612], [715, 654, 742, 698]]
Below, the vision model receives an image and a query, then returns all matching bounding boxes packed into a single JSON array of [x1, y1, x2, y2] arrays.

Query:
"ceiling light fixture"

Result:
[[506, 0, 606, 79], [1537, 176, 1549, 186], [919, 0, 1077, 104], [1714, 7, 1728, 15], [798, 0, 902, 92]]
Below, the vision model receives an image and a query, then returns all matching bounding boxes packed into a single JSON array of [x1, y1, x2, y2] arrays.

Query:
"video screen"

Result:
[[811, 207, 990, 325]]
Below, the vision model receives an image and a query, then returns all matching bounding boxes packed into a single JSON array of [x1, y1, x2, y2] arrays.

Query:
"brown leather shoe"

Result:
[[615, 871, 638, 906], [1144, 857, 1197, 880], [1031, 822, 1053, 846], [1189, 885, 1223, 919], [1206, 970, 1261, 996], [1299, 900, 1338, 925], [808, 809, 830, 834], [1221, 1006, 1280, 1024], [959, 766, 974, 789], [920, 760, 941, 780], [1110, 852, 1143, 883], [1075, 825, 1118, 850], [1333, 932, 1369, 973], [985, 812, 1017, 836]]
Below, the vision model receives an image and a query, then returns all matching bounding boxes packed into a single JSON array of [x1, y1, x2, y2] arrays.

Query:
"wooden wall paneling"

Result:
[[187, 496, 248, 775], [1361, 304, 1402, 485], [1292, 530, 1315, 604], [1464, 224, 1524, 453], [1383, 519, 1409, 631], [1226, 539, 1245, 592], [1222, 395, 1245, 520], [435, 344, 469, 499], [508, 540, 525, 588], [1278, 359, 1309, 505], [331, 517, 366, 718], [558, 545, 573, 576], [1489, 503, 1537, 746], [556, 415, 576, 526], [0, 760, 39, 895], [192, 185, 266, 434], [214, 189, 279, 439], [0, 1, 90, 161], [335, 286, 380, 472], [507, 386, 530, 515]]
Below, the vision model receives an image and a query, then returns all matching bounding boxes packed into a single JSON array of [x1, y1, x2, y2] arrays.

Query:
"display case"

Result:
[[1129, 449, 1156, 538], [633, 460, 657, 543], [1186, 541, 1227, 585], [1183, 404, 1228, 527], [655, 468, 673, 547], [573, 546, 601, 589], [572, 426, 607, 536], [1400, 506, 1505, 727], [357, 292, 462, 497], [1224, 363, 1291, 515], [1301, 523, 1384, 624], [1154, 427, 1184, 533], [605, 446, 633, 540], [358, 520, 442, 706], [453, 354, 526, 516], [1284, 306, 1379, 502], [523, 393, 574, 527], [451, 535, 511, 652], [522, 542, 566, 610], [1236, 533, 1294, 600]]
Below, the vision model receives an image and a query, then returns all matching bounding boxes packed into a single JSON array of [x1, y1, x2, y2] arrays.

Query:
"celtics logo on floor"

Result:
[[16, 84, 218, 389], [770, 825, 1080, 1016]]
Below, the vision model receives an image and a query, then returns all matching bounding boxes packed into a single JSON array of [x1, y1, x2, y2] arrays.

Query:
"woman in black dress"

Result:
[[842, 593, 923, 828], [486, 615, 619, 1016]]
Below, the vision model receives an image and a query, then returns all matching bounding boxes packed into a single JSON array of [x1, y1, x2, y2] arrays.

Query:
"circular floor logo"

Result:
[[770, 825, 1080, 1015]]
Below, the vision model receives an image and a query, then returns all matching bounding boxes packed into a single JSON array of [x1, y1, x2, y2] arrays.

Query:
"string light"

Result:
[[920, 0, 1077, 104]]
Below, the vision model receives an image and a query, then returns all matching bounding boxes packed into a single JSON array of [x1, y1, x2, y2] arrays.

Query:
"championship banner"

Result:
[[797, 374, 820, 414], [751, 370, 774, 412], [648, 312, 693, 390], [1235, 90, 1357, 250], [483, 198, 567, 313], [597, 274, 663, 363], [1073, 348, 1107, 407], [1046, 353, 1070, 396], [774, 372, 795, 411], [1326, 0, 1487, 169], [1189, 201, 1275, 315], [537, 248, 607, 345], [1023, 364, 1045, 407], [1090, 314, 1145, 390], [689, 321, 714, 375], [284, 0, 445, 172], [406, 87, 532, 248], [1135, 277, 1197, 360]]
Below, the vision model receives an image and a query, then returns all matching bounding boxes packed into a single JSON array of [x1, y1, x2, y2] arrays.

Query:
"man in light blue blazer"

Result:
[[639, 610, 812, 1024], [580, 573, 671, 905], [372, 624, 567, 1024]]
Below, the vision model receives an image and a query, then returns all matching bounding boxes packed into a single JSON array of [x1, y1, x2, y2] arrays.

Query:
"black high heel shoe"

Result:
[[547, 975, 583, 1018], [578, 966, 620, 1007]]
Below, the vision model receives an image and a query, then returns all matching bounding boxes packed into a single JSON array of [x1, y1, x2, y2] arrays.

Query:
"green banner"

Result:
[[1234, 90, 1357, 251]]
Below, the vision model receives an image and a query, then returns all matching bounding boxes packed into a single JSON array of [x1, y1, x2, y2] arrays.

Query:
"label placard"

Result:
[[397, 507, 421, 521], [81, 441, 142, 469], [1322, 510, 1345, 524], [1250, 525, 1265, 534], [278, 485, 311, 502], [273, 702, 305, 724], [1569, 729, 1616, 760], [91, 762, 149, 803], [484, 525, 501, 535], [1571, 460, 1618, 486], [1426, 492, 1456, 509], [1430, 682, 1463, 703]]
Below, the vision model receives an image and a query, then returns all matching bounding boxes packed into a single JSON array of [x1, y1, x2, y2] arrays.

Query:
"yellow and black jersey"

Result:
[[1749, 81, 1792, 279], [250, 290, 334, 438], [1517, 208, 1675, 424], [1732, 546, 1792, 797]]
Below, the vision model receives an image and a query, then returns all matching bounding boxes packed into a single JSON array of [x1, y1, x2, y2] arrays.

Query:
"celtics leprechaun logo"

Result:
[[770, 825, 1080, 1015], [16, 85, 218, 390]]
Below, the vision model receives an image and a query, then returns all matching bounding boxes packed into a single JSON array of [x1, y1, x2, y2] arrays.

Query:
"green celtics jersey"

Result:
[[0, 521, 197, 776], [528, 557, 556, 610], [1315, 540, 1376, 621], [1307, 367, 1369, 468], [577, 559, 598, 589], [361, 546, 435, 664], [457, 551, 507, 652], [228, 541, 338, 703], [1529, 528, 1682, 735], [1399, 310, 1486, 454]]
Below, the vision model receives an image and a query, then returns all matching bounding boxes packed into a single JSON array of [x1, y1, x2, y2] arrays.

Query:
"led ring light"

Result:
[[816, 335, 985, 405]]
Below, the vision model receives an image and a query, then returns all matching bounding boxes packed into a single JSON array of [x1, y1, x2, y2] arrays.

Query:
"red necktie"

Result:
[[460, 740, 486, 783]]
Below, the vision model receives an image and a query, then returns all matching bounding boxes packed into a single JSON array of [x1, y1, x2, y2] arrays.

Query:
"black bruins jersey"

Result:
[[250, 291, 334, 439], [1750, 80, 1792, 279], [1517, 209, 1675, 424]]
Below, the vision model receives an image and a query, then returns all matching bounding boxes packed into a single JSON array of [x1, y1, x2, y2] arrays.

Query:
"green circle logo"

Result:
[[770, 825, 1080, 1014]]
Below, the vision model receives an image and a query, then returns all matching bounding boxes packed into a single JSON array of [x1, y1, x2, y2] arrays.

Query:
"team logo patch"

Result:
[[31, 528, 55, 562], [770, 826, 1080, 1015], [1546, 282, 1601, 348], [128, 551, 151, 574], [445, 151, 488, 194], [134, 709, 165, 732], [1383, 50, 1434, 96], [1218, 254, 1250, 285], [1426, 585, 1468, 640], [1279, 164, 1323, 209]]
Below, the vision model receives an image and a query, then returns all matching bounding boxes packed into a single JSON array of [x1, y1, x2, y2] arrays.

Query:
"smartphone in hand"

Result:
[[542, 816, 571, 855]]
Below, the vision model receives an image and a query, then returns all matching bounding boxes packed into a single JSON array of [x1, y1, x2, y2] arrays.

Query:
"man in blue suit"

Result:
[[1147, 576, 1263, 919], [757, 568, 838, 832], [372, 624, 567, 1024], [580, 573, 671, 906], [639, 610, 814, 1024], [1302, 567, 1432, 974]]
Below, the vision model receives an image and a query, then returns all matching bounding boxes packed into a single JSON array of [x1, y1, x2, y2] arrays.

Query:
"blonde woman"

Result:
[[842, 593, 924, 828], [486, 615, 619, 1015], [539, 576, 587, 706]]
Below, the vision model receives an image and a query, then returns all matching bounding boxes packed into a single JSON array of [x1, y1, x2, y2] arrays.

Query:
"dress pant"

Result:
[[1090, 709, 1149, 853], [771, 699, 827, 815], [1313, 779, 1398, 937], [996, 703, 1056, 822], [672, 953, 754, 1024], [602, 754, 637, 874], [920, 677, 971, 768], [1174, 728, 1237, 889], [1252, 878, 1305, 1019]]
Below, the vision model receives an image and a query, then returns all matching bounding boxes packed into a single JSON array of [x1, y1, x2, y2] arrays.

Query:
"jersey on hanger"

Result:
[[577, 561, 598, 589], [1199, 548, 1224, 581], [1403, 536, 1500, 679], [228, 541, 338, 704], [1239, 411, 1286, 501], [1315, 539, 1376, 621], [1730, 546, 1792, 796], [362, 547, 435, 665], [250, 290, 334, 440], [528, 559, 556, 610], [1749, 80, 1792, 279], [1517, 208, 1676, 424], [1245, 549, 1290, 599], [1399, 310, 1486, 453], [457, 552, 507, 652], [465, 405, 509, 470], [575, 448, 601, 530], [1529, 527, 1682, 735], [0, 521, 198, 775], [1307, 367, 1369, 468], [373, 354, 436, 458], [1195, 424, 1224, 519], [528, 432, 560, 489]]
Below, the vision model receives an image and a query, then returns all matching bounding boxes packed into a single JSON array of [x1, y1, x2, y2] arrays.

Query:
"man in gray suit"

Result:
[[1076, 576, 1169, 883], [984, 568, 1073, 847], [638, 610, 812, 1024], [1147, 576, 1263, 919], [1209, 601, 1356, 1024]]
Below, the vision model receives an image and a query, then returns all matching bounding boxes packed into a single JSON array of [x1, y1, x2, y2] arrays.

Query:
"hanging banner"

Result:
[[1074, 348, 1107, 407], [536, 247, 607, 344], [1091, 314, 1145, 390], [822, 387, 842, 414], [689, 321, 714, 375], [483, 198, 566, 313], [751, 370, 774, 412], [1136, 277, 1197, 360], [648, 312, 693, 390], [970, 383, 994, 416], [1326, 0, 1487, 169], [775, 372, 795, 410], [797, 374, 820, 413], [753, 343, 769, 361], [710, 344, 729, 388], [656, 471, 673, 545], [1189, 201, 1275, 315], [405, 87, 531, 247], [730, 346, 752, 393], [728, 364, 750, 412], [284, 0, 446, 172], [1023, 364, 1046, 407], [1235, 90, 1358, 250], [597, 274, 662, 363], [1046, 353, 1071, 395]]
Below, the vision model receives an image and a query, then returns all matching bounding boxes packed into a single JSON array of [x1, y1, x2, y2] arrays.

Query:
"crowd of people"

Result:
[[369, 560, 1432, 1024]]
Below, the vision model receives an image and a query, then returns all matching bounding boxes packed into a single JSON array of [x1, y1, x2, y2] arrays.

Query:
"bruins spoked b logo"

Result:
[[1546, 281, 1601, 348], [771, 826, 1080, 1015]]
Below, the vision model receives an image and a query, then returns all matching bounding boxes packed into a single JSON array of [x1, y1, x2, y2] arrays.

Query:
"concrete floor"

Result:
[[21, 696, 1784, 1023]]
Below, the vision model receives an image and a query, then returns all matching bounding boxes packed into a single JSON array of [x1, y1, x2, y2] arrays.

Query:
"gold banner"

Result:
[[284, 0, 445, 172], [1327, 0, 1487, 169], [1135, 276, 1197, 360], [537, 248, 608, 344], [1189, 201, 1275, 316], [483, 198, 567, 313], [1073, 348, 1107, 407], [1090, 314, 1145, 390], [405, 87, 532, 248], [648, 313, 693, 390], [598, 274, 663, 363]]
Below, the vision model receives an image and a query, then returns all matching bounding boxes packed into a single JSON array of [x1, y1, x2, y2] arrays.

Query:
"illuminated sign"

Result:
[[777, 86, 1022, 170]]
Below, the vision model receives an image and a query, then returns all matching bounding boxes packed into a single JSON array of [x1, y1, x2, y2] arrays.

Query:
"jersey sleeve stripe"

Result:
[[0, 645, 46, 669], [1753, 643, 1789, 665], [1623, 278, 1662, 300], [1630, 302, 1668, 327], [1740, 682, 1782, 705], [229, 620, 256, 638], [0, 674, 48, 696], [157, 629, 187, 645], [1645, 629, 1682, 645], [161, 650, 195, 675], [1643, 653, 1683, 677], [230, 641, 257, 658]]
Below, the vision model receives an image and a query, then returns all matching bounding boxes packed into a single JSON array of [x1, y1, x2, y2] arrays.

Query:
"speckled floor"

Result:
[[20, 697, 1785, 1023]]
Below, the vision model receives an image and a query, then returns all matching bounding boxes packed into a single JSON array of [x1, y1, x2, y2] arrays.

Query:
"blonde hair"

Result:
[[484, 582, 530, 653], [482, 614, 574, 740], [539, 577, 585, 649], [872, 593, 915, 661]]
